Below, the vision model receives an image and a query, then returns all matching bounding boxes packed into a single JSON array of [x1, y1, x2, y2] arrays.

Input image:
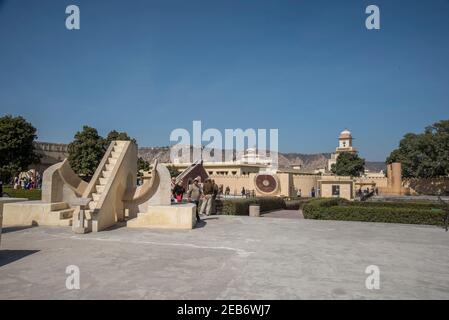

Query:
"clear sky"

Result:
[[1, 0, 448, 161]]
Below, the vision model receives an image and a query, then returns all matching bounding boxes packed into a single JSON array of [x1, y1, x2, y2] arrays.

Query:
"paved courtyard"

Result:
[[1, 213, 449, 299]]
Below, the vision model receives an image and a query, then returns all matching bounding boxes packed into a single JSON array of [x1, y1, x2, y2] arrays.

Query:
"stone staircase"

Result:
[[85, 141, 126, 218], [48, 202, 74, 226]]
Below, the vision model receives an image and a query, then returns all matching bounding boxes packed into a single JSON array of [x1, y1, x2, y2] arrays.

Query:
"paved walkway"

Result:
[[261, 209, 304, 219], [1, 216, 449, 299]]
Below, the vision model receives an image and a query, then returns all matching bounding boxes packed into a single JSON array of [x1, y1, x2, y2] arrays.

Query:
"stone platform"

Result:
[[2, 201, 73, 227], [0, 198, 27, 247], [1, 215, 449, 299], [127, 203, 196, 230]]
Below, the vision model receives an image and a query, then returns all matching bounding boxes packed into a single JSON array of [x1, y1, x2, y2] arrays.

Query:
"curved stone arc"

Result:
[[58, 159, 88, 197], [41, 159, 87, 202], [123, 159, 160, 205], [41, 161, 64, 203]]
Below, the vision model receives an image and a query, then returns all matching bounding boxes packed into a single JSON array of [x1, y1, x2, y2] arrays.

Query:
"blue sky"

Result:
[[1, 0, 448, 161]]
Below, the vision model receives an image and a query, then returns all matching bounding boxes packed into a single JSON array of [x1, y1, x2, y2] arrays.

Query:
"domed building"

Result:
[[327, 129, 358, 172]]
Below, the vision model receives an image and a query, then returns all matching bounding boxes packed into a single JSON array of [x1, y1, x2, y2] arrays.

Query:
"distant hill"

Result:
[[32, 142, 385, 174], [137, 147, 386, 173]]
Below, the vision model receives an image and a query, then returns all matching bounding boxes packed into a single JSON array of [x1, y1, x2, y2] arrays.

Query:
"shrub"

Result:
[[303, 197, 445, 226], [318, 206, 443, 225], [346, 201, 443, 210], [216, 197, 286, 215], [283, 198, 312, 210], [303, 198, 348, 219]]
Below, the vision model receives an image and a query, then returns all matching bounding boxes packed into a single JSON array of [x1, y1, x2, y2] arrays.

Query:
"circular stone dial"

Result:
[[255, 174, 278, 194]]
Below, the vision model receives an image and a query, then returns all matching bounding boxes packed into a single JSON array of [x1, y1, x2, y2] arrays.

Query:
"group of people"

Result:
[[357, 187, 378, 197], [12, 175, 41, 190], [171, 177, 219, 223]]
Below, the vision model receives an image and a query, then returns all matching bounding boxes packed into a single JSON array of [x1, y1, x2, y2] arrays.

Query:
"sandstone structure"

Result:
[[3, 141, 196, 232]]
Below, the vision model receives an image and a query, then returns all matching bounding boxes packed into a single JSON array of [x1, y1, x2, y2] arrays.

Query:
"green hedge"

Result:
[[216, 197, 286, 215], [3, 187, 42, 200], [345, 201, 443, 210], [284, 198, 312, 210], [303, 198, 445, 226]]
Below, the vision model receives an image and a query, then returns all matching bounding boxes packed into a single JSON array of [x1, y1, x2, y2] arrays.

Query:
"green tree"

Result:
[[137, 157, 150, 177], [167, 165, 180, 178], [68, 126, 105, 180], [387, 120, 449, 178], [0, 115, 40, 182], [331, 152, 365, 177], [105, 130, 137, 148]]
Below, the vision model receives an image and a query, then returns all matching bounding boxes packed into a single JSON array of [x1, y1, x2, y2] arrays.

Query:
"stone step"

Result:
[[115, 141, 126, 146], [99, 178, 108, 185], [96, 185, 105, 193], [108, 158, 117, 165], [113, 145, 124, 152], [84, 209, 93, 220], [111, 151, 121, 158], [58, 218, 72, 227], [50, 202, 69, 211], [55, 208, 74, 220], [92, 193, 100, 201], [105, 163, 115, 171], [88, 201, 97, 210], [102, 170, 112, 178]]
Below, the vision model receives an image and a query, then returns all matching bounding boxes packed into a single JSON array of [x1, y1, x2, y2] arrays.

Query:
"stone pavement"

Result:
[[1, 215, 448, 299], [261, 209, 304, 219]]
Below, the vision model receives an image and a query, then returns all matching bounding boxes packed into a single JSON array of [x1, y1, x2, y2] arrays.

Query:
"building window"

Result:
[[332, 185, 340, 197]]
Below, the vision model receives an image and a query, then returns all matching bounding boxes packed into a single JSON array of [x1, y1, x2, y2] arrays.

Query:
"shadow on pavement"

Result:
[[1, 225, 36, 234], [0, 250, 40, 267], [104, 221, 127, 231]]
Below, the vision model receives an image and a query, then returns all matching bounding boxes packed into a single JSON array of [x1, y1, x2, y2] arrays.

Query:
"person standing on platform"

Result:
[[187, 177, 203, 223]]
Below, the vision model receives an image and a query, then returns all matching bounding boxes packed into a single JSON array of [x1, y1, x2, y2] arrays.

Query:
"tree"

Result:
[[105, 130, 137, 148], [387, 120, 449, 178], [137, 157, 150, 177], [167, 165, 180, 178], [331, 152, 365, 177], [68, 126, 105, 180], [0, 115, 40, 182]]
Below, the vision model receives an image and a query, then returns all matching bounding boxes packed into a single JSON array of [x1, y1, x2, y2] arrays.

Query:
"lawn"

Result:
[[2, 187, 42, 200]]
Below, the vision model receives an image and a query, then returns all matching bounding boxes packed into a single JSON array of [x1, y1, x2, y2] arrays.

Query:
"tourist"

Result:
[[173, 180, 185, 203], [14, 177, 19, 189], [200, 178, 214, 216], [187, 177, 203, 223], [297, 189, 302, 197], [225, 186, 230, 196], [311, 187, 316, 198], [211, 180, 219, 214], [241, 187, 246, 197]]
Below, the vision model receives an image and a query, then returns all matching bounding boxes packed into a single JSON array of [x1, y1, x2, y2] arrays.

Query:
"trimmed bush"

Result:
[[216, 197, 286, 215], [303, 198, 347, 219], [303, 198, 445, 226], [346, 201, 443, 210], [283, 197, 312, 210]]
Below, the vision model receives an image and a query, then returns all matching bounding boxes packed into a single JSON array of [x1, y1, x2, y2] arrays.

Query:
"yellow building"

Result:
[[168, 154, 320, 198]]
